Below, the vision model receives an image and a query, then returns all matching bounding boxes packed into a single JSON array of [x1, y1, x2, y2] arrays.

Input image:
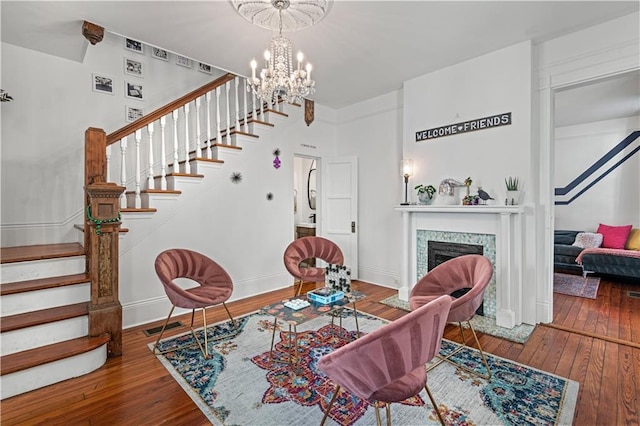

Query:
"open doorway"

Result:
[[293, 156, 319, 240]]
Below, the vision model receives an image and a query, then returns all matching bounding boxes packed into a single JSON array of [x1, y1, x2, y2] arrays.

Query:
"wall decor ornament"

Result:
[[305, 99, 315, 126], [273, 148, 281, 169], [124, 38, 144, 54], [266, 192, 274, 200], [230, 171, 243, 183], [92, 74, 114, 95]]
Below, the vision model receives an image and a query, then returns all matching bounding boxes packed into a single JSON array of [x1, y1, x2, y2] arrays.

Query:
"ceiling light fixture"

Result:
[[232, 0, 332, 104]]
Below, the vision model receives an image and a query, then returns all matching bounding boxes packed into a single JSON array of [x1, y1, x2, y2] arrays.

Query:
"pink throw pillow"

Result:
[[597, 223, 632, 249]]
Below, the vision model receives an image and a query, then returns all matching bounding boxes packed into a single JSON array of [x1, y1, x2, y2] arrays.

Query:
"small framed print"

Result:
[[125, 81, 144, 101], [92, 73, 114, 95], [124, 57, 144, 77], [198, 62, 213, 74], [151, 47, 169, 61], [176, 55, 191, 68], [124, 38, 144, 54], [126, 105, 144, 123]]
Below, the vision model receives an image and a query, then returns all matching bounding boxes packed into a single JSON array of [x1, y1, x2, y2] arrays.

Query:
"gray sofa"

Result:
[[554, 229, 640, 280]]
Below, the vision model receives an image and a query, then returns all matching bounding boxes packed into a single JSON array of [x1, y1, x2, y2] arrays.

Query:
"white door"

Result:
[[320, 156, 358, 278]]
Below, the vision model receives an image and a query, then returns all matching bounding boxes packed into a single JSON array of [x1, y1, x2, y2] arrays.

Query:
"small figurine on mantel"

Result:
[[464, 176, 473, 196], [477, 188, 495, 205]]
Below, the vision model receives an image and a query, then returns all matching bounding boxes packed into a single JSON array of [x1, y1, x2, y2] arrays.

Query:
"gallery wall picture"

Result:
[[125, 81, 144, 101], [198, 63, 213, 74], [124, 38, 144, 54], [124, 57, 144, 77], [126, 105, 144, 123], [176, 55, 192, 68], [92, 73, 114, 95], [152, 47, 169, 61]]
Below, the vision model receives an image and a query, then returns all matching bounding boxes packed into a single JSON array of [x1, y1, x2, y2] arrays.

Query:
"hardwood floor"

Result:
[[2, 279, 639, 425]]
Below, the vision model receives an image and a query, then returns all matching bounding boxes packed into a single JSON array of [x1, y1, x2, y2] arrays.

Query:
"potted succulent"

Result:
[[505, 177, 520, 205], [415, 184, 436, 204]]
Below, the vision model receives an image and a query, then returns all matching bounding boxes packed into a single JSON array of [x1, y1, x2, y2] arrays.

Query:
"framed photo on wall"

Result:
[[198, 62, 213, 74], [125, 81, 144, 101], [176, 55, 191, 68], [124, 57, 144, 77], [151, 47, 169, 61], [126, 105, 144, 123], [124, 38, 144, 54], [92, 73, 114, 95]]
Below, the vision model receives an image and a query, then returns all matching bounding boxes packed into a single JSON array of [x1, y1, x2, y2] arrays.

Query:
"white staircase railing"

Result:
[[104, 73, 272, 209]]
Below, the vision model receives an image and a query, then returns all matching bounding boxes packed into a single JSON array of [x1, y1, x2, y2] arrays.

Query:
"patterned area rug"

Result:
[[553, 272, 601, 299], [150, 309, 577, 425], [378, 295, 535, 344]]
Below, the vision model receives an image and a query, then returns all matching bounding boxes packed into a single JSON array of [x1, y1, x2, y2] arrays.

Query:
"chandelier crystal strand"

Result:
[[248, 3, 315, 104]]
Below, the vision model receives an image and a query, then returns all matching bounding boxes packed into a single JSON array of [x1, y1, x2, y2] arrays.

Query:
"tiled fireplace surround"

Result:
[[395, 205, 525, 329]]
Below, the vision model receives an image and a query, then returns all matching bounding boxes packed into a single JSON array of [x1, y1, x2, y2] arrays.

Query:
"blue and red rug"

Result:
[[150, 309, 577, 425]]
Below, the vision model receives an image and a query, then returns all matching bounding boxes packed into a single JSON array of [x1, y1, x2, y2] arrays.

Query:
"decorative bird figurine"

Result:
[[477, 188, 494, 204]]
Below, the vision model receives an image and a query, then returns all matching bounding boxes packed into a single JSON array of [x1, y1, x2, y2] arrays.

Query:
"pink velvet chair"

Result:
[[153, 248, 236, 358], [409, 254, 493, 379], [317, 295, 452, 426], [283, 236, 344, 296]]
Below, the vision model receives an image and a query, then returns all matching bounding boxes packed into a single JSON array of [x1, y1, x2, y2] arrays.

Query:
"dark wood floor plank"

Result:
[[596, 341, 619, 425], [1, 278, 638, 425]]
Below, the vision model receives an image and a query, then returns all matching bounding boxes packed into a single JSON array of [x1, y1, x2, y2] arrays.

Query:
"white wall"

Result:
[[403, 41, 536, 323], [554, 116, 640, 231], [1, 32, 224, 246], [334, 90, 404, 288]]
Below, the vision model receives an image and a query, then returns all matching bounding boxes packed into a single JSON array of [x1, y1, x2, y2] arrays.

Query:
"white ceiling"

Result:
[[2, 1, 639, 117]]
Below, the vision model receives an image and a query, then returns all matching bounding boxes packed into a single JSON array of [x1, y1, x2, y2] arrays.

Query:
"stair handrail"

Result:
[[106, 72, 237, 146]]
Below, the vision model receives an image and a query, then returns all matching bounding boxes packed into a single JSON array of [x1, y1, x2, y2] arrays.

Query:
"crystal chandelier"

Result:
[[233, 0, 331, 104]]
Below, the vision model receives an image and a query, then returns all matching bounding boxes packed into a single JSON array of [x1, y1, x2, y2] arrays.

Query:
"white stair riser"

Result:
[[1, 282, 90, 316], [0, 256, 85, 283], [1, 316, 88, 356], [0, 344, 107, 400]]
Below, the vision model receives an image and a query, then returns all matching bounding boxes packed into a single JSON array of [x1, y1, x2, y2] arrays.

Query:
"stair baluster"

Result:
[[134, 129, 142, 208], [146, 122, 154, 190], [172, 110, 179, 174], [234, 77, 241, 132], [119, 137, 128, 209], [243, 79, 248, 133], [195, 97, 202, 158], [225, 81, 231, 145], [216, 87, 222, 143], [159, 116, 167, 190], [183, 103, 191, 174], [205, 92, 212, 159]]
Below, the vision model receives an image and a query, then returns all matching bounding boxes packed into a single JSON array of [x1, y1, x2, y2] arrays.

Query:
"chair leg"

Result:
[[152, 306, 176, 354], [385, 402, 391, 426], [295, 278, 304, 296], [320, 384, 341, 426], [428, 320, 491, 380], [222, 302, 237, 331], [425, 383, 446, 426], [375, 405, 382, 426], [202, 307, 209, 358]]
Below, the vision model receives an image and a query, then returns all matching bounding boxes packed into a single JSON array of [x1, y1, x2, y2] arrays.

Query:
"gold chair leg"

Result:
[[375, 405, 382, 426], [202, 307, 209, 358], [222, 302, 237, 331], [320, 384, 341, 426], [152, 306, 176, 354], [295, 278, 304, 296], [425, 383, 446, 426], [427, 320, 491, 380], [385, 403, 391, 426]]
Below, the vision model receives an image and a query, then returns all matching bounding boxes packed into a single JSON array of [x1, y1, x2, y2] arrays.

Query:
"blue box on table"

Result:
[[307, 287, 345, 304]]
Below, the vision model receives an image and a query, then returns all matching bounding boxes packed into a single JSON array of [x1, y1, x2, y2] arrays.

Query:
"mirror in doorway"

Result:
[[308, 160, 316, 210]]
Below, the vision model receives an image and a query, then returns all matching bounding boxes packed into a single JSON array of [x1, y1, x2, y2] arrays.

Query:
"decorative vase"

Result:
[[418, 193, 434, 205], [506, 190, 520, 205]]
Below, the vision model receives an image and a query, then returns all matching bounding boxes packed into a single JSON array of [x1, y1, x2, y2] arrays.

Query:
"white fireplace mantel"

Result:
[[395, 204, 525, 329]]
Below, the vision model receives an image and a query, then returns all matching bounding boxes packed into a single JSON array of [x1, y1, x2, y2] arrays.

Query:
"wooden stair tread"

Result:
[[125, 189, 182, 195], [121, 208, 157, 213], [0, 273, 90, 296], [0, 334, 110, 376], [191, 157, 224, 164], [247, 118, 275, 127], [264, 108, 289, 117], [74, 224, 129, 233], [1, 302, 89, 333], [211, 143, 242, 150], [0, 243, 84, 264]]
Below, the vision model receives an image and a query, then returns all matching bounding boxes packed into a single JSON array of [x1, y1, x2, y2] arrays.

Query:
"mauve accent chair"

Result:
[[283, 236, 344, 296], [153, 248, 236, 358], [409, 254, 493, 380], [317, 294, 453, 426]]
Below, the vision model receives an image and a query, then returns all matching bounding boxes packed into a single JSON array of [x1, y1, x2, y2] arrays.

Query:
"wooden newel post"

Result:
[[85, 182, 125, 357]]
